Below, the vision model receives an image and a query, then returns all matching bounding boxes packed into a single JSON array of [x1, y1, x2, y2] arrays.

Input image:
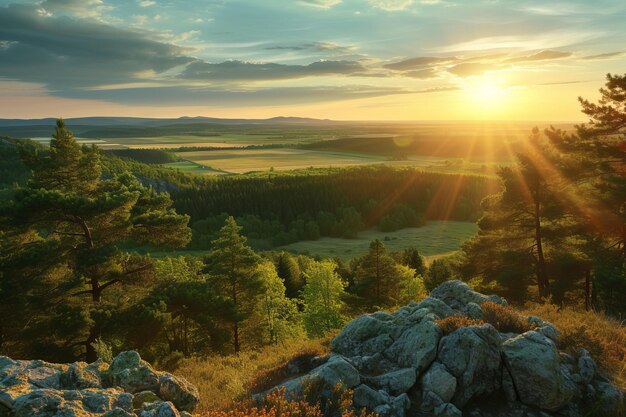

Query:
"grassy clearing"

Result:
[[177, 148, 386, 174], [174, 336, 331, 413], [278, 221, 478, 261], [521, 303, 626, 389], [101, 133, 322, 148], [160, 161, 225, 175]]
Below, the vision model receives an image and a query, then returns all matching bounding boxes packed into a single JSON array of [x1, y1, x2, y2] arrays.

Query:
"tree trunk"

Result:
[[585, 269, 591, 311], [534, 190, 550, 297], [233, 322, 240, 354], [85, 325, 99, 363]]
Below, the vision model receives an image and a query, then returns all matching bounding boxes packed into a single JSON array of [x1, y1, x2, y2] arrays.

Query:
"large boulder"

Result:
[[438, 324, 502, 407], [105, 352, 160, 394], [157, 374, 199, 413], [502, 331, 575, 411], [265, 282, 622, 417], [430, 280, 507, 311], [331, 314, 401, 358], [384, 319, 441, 372]]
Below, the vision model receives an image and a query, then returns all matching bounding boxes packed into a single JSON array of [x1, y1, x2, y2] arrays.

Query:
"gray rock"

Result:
[[133, 390, 162, 409], [60, 362, 102, 389], [11, 389, 63, 417], [158, 373, 199, 412], [527, 316, 543, 328], [592, 381, 624, 415], [139, 400, 181, 417], [412, 297, 455, 319], [536, 323, 559, 342], [421, 362, 457, 404], [434, 402, 462, 417], [502, 331, 575, 411], [365, 368, 416, 396], [466, 302, 483, 320], [437, 324, 501, 407], [430, 280, 505, 310], [331, 315, 401, 358], [106, 351, 160, 394], [103, 409, 136, 417], [275, 354, 360, 396], [576, 349, 596, 384], [384, 319, 441, 372], [353, 385, 409, 417]]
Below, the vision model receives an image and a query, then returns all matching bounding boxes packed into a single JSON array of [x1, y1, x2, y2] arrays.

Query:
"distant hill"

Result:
[[0, 116, 346, 138]]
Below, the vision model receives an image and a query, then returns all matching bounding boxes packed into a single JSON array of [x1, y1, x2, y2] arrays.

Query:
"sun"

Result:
[[468, 79, 508, 107]]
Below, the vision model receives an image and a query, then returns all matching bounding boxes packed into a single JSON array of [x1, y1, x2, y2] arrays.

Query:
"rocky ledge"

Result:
[[271, 280, 625, 417], [0, 350, 199, 417]]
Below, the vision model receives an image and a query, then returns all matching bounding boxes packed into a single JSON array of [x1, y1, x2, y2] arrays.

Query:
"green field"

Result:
[[176, 148, 387, 173], [100, 132, 328, 148], [277, 221, 478, 262], [173, 148, 500, 175]]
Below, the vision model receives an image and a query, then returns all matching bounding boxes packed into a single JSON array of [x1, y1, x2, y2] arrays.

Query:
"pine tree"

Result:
[[461, 130, 574, 300], [353, 239, 404, 307], [1, 120, 191, 361], [205, 216, 261, 353], [544, 73, 626, 312]]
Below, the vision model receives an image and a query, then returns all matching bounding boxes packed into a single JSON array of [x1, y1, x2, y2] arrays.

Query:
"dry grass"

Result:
[[522, 303, 626, 389], [481, 301, 533, 334], [174, 337, 332, 413], [435, 315, 485, 335]]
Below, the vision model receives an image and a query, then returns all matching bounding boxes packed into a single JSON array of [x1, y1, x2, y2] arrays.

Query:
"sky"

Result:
[[0, 0, 625, 121]]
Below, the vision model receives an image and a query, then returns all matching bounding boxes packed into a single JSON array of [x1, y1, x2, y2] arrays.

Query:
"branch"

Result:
[[98, 278, 121, 292]]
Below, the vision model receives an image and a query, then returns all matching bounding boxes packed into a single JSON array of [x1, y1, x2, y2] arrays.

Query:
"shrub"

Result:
[[481, 301, 532, 334], [91, 338, 113, 363], [202, 383, 377, 417], [435, 315, 484, 335]]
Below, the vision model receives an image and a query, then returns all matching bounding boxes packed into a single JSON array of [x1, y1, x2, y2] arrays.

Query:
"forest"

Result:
[[0, 74, 624, 417]]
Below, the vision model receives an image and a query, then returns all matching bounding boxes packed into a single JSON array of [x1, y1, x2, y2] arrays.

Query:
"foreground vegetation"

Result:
[[0, 75, 624, 417]]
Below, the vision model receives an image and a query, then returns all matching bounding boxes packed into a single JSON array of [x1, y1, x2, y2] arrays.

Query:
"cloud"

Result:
[[299, 0, 342, 9], [180, 60, 366, 81], [139, 1, 156, 7], [580, 51, 624, 60], [383, 56, 455, 71], [438, 31, 603, 53], [368, 0, 414, 11], [39, 0, 110, 18], [403, 68, 440, 79], [60, 85, 414, 106], [505, 50, 572, 63], [0, 3, 192, 90], [446, 62, 503, 77], [266, 42, 355, 55]]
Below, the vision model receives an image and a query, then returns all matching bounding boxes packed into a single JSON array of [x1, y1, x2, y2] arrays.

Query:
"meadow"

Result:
[[277, 221, 478, 261]]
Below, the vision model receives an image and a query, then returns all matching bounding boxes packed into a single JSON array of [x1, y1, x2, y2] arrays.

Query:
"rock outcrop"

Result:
[[269, 280, 625, 417], [0, 351, 198, 417]]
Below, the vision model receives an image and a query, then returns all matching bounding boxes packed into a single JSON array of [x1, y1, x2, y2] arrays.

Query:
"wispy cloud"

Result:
[[580, 51, 625, 60], [437, 31, 604, 53], [383, 56, 456, 71], [299, 0, 342, 9], [180, 60, 366, 81], [368, 0, 414, 11], [505, 50, 572, 63]]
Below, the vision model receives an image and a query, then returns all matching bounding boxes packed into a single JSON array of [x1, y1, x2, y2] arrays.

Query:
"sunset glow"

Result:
[[0, 1, 625, 121]]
